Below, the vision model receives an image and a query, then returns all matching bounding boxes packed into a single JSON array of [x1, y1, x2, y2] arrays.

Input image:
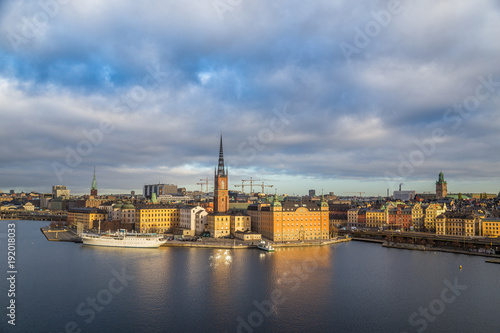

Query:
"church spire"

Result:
[[217, 133, 225, 176], [90, 166, 98, 196]]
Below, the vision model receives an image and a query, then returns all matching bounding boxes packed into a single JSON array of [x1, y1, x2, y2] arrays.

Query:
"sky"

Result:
[[0, 0, 500, 196]]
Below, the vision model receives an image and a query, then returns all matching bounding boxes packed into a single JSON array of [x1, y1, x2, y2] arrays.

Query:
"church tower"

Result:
[[436, 171, 447, 199], [214, 135, 229, 213], [90, 166, 98, 197]]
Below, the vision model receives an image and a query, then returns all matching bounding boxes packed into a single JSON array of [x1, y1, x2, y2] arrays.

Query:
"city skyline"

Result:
[[1, 1, 500, 195]]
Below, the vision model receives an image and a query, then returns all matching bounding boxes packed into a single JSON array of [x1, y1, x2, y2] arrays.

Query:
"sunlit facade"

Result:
[[255, 196, 329, 242]]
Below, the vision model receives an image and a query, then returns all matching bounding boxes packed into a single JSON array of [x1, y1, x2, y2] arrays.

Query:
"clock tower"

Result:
[[214, 135, 229, 213]]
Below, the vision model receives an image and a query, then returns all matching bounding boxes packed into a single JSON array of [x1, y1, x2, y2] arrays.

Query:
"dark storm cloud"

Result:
[[0, 0, 500, 194]]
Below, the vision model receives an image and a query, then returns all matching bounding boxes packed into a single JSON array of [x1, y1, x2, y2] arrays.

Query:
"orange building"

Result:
[[253, 196, 329, 242]]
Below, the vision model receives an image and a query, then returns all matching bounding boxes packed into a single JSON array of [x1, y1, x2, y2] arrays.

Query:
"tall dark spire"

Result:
[[90, 166, 98, 196], [217, 134, 225, 176]]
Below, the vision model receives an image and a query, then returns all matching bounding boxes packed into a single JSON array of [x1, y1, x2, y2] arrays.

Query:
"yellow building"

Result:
[[424, 203, 446, 231], [436, 212, 479, 237], [252, 196, 329, 242], [206, 212, 251, 238], [135, 204, 179, 233], [366, 209, 386, 228], [481, 218, 500, 237], [230, 212, 251, 235], [68, 208, 107, 230], [411, 203, 424, 231], [207, 213, 232, 238]]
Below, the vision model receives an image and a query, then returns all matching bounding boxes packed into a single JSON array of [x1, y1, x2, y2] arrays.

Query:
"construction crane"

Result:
[[235, 177, 272, 194], [345, 192, 366, 197], [258, 182, 273, 193], [196, 177, 212, 193], [233, 179, 247, 193]]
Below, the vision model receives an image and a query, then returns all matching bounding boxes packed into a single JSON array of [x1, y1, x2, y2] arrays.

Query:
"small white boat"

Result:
[[81, 229, 166, 248], [257, 241, 275, 252]]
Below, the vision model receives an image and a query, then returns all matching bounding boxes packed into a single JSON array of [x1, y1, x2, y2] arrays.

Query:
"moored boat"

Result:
[[81, 230, 166, 248], [257, 241, 275, 252]]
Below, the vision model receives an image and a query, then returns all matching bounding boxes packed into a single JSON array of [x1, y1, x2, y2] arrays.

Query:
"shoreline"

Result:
[[379, 241, 500, 259], [161, 237, 351, 249]]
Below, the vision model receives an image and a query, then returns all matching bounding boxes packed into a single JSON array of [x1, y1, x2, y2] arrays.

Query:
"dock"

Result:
[[485, 259, 500, 264], [40, 227, 82, 243]]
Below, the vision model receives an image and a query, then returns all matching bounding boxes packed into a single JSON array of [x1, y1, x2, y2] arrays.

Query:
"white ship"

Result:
[[81, 230, 167, 248], [257, 241, 275, 252]]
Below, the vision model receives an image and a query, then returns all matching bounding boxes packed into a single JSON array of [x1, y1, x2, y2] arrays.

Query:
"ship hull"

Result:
[[82, 234, 166, 248]]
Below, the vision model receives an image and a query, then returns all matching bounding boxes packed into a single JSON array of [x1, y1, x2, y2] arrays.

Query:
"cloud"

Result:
[[0, 0, 499, 195]]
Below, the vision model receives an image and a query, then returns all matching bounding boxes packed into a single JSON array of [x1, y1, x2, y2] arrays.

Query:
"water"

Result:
[[1, 221, 499, 333]]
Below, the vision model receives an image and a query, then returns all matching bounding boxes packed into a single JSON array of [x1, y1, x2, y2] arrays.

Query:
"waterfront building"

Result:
[[111, 201, 136, 224], [90, 167, 98, 197], [357, 208, 367, 228], [347, 207, 359, 228], [247, 202, 269, 233], [481, 217, 500, 237], [423, 203, 446, 232], [436, 212, 479, 237], [135, 204, 179, 233], [207, 213, 232, 238], [401, 207, 412, 229], [329, 204, 350, 228], [252, 195, 329, 242], [180, 205, 208, 236], [230, 211, 251, 235], [67, 208, 107, 230], [366, 209, 386, 229], [436, 171, 448, 199], [411, 203, 424, 231]]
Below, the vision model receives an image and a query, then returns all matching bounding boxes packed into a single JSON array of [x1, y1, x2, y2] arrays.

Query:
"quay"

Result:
[[161, 237, 350, 249], [341, 230, 500, 258], [485, 259, 500, 264], [40, 227, 81, 243]]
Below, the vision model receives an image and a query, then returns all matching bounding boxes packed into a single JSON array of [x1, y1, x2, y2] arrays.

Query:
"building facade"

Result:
[[135, 204, 179, 233], [481, 218, 500, 237], [180, 205, 208, 236], [68, 208, 107, 230], [436, 212, 479, 237], [256, 196, 329, 242], [424, 203, 446, 231]]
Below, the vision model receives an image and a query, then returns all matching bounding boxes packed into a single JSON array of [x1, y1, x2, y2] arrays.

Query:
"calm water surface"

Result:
[[1, 221, 499, 333]]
